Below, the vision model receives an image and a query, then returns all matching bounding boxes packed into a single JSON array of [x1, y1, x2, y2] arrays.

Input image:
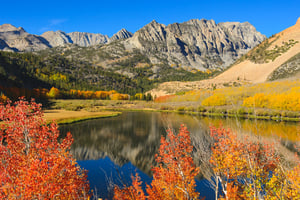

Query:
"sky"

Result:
[[0, 0, 299, 37]]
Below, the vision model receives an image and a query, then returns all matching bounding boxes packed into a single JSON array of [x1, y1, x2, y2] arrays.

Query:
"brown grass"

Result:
[[43, 109, 120, 124]]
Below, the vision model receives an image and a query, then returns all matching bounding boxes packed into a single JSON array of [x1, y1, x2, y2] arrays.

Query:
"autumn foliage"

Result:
[[154, 80, 300, 112], [114, 125, 300, 199], [154, 94, 176, 103], [0, 85, 131, 101], [242, 90, 300, 111], [114, 125, 200, 200], [209, 126, 300, 199], [0, 99, 89, 199]]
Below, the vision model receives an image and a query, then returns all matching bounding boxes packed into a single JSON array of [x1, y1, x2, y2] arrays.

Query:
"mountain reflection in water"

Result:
[[59, 112, 298, 199]]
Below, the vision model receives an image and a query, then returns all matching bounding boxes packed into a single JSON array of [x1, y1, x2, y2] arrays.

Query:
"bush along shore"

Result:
[[173, 106, 300, 122]]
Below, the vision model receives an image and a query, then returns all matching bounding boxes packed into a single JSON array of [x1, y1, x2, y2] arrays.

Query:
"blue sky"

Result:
[[0, 0, 299, 37]]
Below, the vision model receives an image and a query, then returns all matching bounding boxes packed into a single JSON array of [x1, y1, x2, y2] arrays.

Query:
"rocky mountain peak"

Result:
[[187, 18, 217, 26], [110, 28, 133, 42], [0, 24, 19, 32], [144, 20, 166, 29], [149, 19, 159, 25], [0, 24, 26, 35], [136, 20, 167, 41], [0, 24, 50, 51]]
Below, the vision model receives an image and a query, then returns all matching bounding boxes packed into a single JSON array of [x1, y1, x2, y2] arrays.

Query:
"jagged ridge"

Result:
[[0, 19, 266, 71], [125, 19, 266, 70]]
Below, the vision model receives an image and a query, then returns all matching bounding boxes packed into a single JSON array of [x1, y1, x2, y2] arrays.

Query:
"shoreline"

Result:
[[45, 99, 300, 124], [43, 109, 121, 125], [104, 108, 300, 122]]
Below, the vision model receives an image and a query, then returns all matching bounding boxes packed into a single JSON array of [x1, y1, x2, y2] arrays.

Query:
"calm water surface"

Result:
[[59, 112, 299, 199]]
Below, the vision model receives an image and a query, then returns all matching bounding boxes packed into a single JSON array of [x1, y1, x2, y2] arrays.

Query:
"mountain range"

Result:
[[0, 24, 133, 51], [0, 19, 265, 71]]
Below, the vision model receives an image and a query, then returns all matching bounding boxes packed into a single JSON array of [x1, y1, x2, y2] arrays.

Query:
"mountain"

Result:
[[110, 28, 133, 42], [150, 17, 300, 97], [0, 24, 50, 51], [66, 32, 109, 46], [124, 19, 265, 70], [41, 31, 72, 47]]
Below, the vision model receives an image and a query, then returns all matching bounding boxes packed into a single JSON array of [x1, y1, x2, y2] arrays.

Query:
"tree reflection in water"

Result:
[[59, 112, 298, 199]]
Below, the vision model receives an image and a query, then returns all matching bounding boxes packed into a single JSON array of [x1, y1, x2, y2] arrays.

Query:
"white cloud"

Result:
[[39, 19, 67, 33]]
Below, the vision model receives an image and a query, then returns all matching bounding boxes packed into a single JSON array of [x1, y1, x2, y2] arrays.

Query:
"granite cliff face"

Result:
[[125, 19, 266, 70], [41, 31, 72, 47], [0, 24, 50, 52], [41, 31, 109, 47], [67, 32, 109, 46]]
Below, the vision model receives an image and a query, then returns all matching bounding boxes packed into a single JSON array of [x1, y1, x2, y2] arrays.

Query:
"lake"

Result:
[[59, 111, 299, 199]]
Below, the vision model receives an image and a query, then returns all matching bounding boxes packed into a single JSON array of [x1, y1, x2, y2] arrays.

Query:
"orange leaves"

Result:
[[154, 95, 176, 103], [69, 89, 129, 100], [114, 125, 200, 200], [284, 165, 300, 198], [114, 125, 299, 199], [210, 126, 300, 199], [114, 174, 147, 200], [0, 93, 7, 102], [0, 99, 90, 199], [148, 125, 200, 200]]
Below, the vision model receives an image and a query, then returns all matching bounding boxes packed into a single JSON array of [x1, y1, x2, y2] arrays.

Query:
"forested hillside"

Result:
[[0, 50, 216, 99]]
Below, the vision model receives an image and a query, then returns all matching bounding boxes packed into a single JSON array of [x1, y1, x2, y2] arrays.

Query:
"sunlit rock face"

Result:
[[126, 19, 266, 70], [0, 24, 50, 51]]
